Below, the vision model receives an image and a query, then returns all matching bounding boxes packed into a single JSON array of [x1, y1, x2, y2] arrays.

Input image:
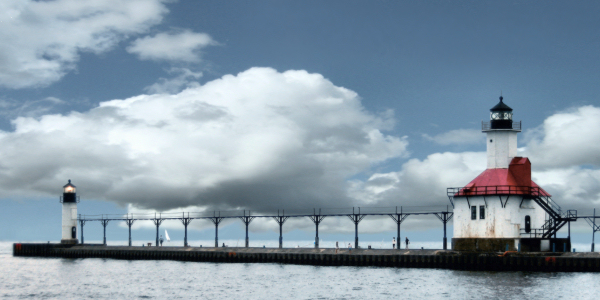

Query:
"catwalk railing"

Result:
[[77, 205, 453, 250]]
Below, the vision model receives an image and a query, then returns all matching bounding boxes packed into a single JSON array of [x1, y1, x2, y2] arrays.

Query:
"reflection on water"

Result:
[[2, 242, 599, 299]]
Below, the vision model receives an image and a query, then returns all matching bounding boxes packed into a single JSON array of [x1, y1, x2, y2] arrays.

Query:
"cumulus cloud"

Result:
[[422, 129, 483, 145], [0, 68, 408, 215], [524, 105, 600, 169], [533, 167, 600, 212], [0, 0, 168, 89], [127, 30, 217, 62]]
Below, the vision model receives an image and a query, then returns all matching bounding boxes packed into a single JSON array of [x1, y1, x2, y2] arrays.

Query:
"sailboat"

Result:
[[164, 229, 171, 242]]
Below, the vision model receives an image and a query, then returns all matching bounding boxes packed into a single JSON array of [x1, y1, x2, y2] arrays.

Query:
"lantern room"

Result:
[[489, 96, 514, 129], [62, 179, 77, 203]]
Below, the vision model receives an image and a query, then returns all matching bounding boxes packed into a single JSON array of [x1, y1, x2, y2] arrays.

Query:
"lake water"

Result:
[[2, 241, 599, 299]]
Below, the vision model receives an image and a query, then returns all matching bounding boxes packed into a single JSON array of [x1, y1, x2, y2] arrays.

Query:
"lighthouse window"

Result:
[[471, 206, 477, 220], [480, 206, 485, 219], [491, 112, 512, 120]]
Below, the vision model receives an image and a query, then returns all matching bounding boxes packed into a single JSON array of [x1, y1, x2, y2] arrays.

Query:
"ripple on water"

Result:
[[2, 242, 600, 299]]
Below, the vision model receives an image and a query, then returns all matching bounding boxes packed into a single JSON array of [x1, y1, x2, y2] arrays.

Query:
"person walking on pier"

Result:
[[348, 243, 352, 253], [160, 235, 164, 246], [336, 241, 339, 254], [405, 237, 409, 249], [392, 237, 396, 249]]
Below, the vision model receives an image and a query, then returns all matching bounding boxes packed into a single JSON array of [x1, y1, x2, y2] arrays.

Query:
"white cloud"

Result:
[[0, 0, 168, 89], [0, 68, 408, 214], [348, 152, 485, 208], [524, 105, 600, 168], [127, 30, 217, 62], [143, 67, 204, 94], [422, 129, 483, 145], [0, 96, 67, 120], [533, 167, 600, 211]]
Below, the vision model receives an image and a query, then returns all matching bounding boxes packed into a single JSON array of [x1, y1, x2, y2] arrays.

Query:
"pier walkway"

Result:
[[13, 243, 600, 272]]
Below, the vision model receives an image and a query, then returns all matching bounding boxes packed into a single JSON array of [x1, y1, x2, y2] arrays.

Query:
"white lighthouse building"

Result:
[[61, 180, 79, 244], [449, 97, 573, 252]]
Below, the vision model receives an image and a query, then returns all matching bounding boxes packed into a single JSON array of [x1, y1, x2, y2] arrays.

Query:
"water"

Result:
[[2, 242, 600, 299]]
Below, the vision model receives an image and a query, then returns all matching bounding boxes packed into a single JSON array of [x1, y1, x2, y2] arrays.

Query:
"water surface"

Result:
[[2, 242, 598, 299]]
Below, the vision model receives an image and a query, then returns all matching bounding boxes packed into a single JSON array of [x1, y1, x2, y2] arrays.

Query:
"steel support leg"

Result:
[[389, 211, 408, 252], [273, 215, 289, 249], [79, 219, 86, 245], [316, 223, 319, 248], [309, 213, 325, 249], [279, 223, 283, 248], [125, 219, 135, 247], [443, 219, 447, 250], [215, 223, 219, 247], [179, 214, 192, 247], [397, 221, 400, 251], [239, 213, 256, 248], [435, 210, 453, 251], [128, 223, 132, 247], [100, 219, 109, 246], [245, 222, 249, 247], [155, 223, 159, 247], [347, 210, 365, 249], [184, 224, 188, 247], [152, 215, 163, 247], [211, 215, 223, 248], [354, 221, 359, 248]]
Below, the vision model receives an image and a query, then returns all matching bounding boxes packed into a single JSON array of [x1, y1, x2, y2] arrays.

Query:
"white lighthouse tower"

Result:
[[61, 180, 79, 244], [448, 97, 573, 252]]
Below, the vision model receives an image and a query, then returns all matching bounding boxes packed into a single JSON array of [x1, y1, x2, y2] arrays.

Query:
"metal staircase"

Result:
[[530, 195, 576, 238]]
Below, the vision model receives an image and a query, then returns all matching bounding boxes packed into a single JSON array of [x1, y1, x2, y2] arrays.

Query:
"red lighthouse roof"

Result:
[[454, 157, 550, 197]]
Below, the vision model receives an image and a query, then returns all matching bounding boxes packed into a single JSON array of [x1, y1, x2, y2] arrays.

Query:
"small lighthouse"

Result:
[[449, 97, 572, 252], [61, 180, 79, 244]]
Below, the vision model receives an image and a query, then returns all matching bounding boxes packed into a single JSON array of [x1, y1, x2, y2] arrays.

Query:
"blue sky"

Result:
[[1, 0, 599, 245]]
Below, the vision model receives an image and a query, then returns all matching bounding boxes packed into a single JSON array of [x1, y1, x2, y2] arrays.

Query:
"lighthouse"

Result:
[[448, 97, 573, 252], [61, 180, 79, 244]]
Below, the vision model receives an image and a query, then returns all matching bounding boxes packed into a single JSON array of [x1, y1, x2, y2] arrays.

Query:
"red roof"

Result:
[[454, 157, 551, 197]]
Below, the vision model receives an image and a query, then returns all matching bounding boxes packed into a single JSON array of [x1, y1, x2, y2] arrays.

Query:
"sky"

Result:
[[1, 0, 600, 245]]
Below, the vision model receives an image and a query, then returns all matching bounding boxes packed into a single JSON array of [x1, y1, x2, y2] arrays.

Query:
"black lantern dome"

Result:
[[489, 96, 513, 129], [62, 179, 77, 202]]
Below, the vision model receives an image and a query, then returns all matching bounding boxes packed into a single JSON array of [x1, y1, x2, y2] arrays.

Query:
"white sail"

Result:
[[165, 229, 170, 241]]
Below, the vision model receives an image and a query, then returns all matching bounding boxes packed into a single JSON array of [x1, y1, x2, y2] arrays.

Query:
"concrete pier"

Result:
[[12, 243, 600, 272]]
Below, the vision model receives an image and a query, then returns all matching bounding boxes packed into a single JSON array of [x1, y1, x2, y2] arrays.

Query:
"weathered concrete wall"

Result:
[[454, 196, 545, 239], [13, 243, 600, 272], [453, 238, 518, 251]]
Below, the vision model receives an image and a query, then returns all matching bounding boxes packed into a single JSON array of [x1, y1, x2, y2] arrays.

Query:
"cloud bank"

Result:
[[0, 67, 407, 213], [0, 0, 169, 89]]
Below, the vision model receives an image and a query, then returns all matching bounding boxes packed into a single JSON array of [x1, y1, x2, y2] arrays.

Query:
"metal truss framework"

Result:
[[78, 206, 453, 249]]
